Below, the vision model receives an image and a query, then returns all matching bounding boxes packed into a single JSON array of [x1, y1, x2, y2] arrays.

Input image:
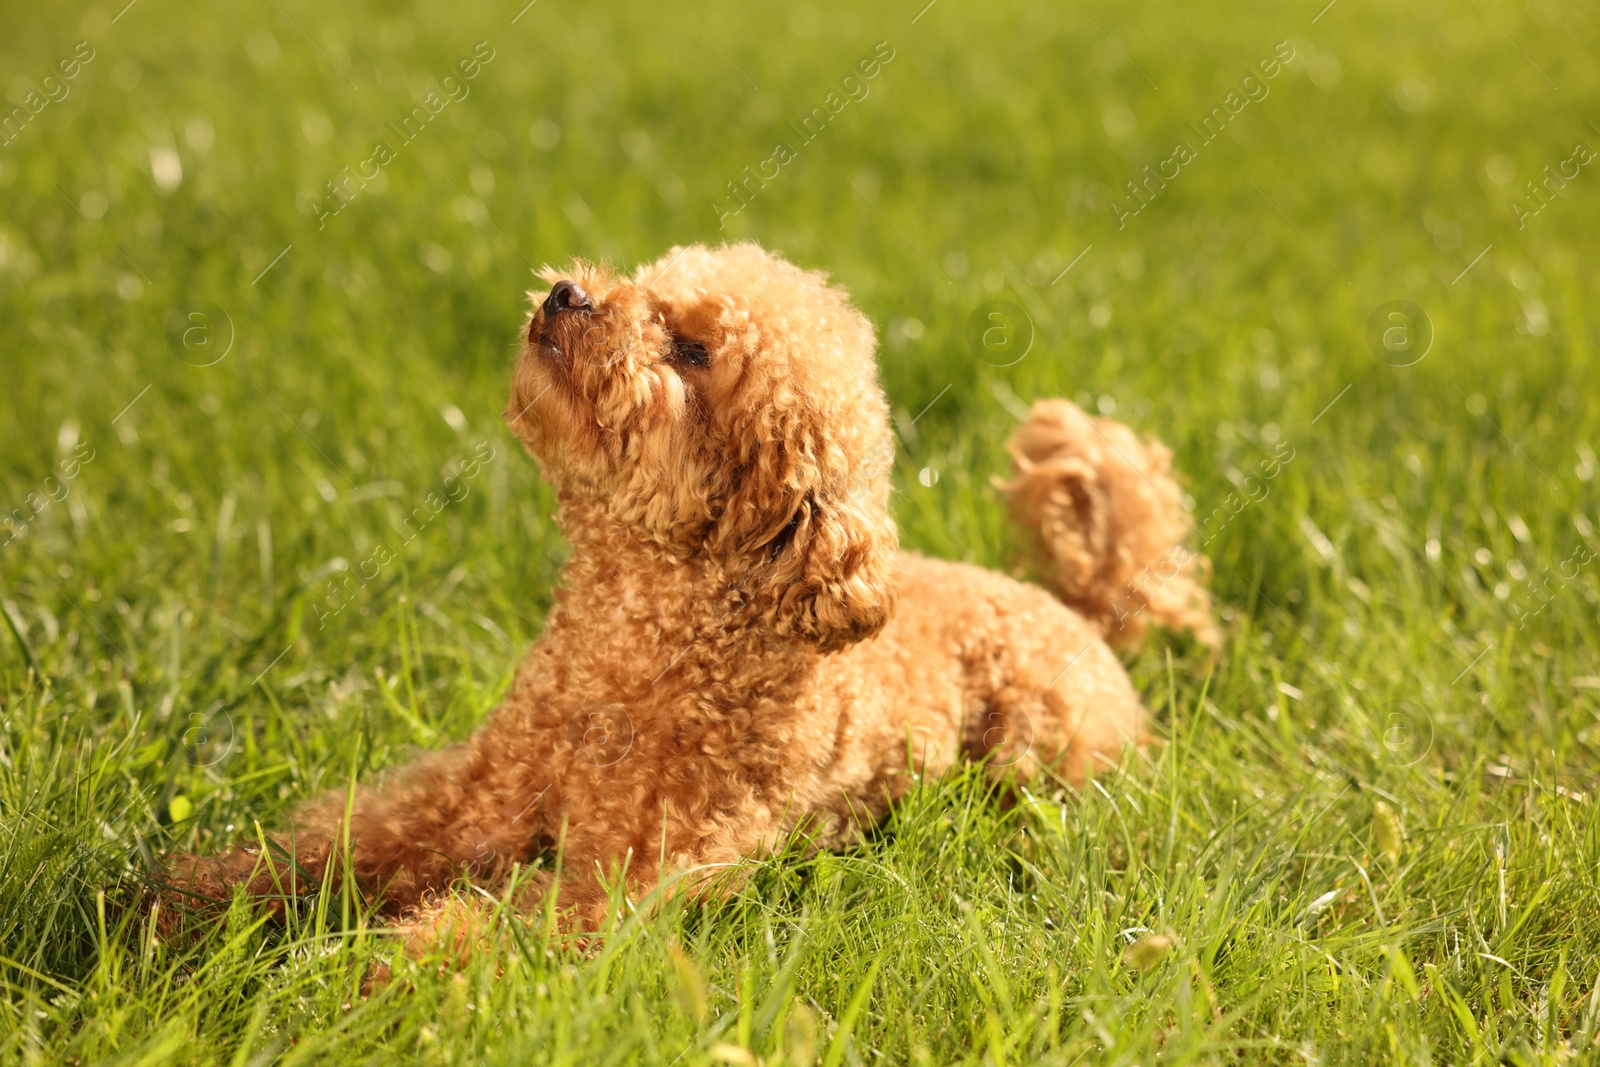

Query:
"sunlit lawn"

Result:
[[2, 0, 1598, 1061]]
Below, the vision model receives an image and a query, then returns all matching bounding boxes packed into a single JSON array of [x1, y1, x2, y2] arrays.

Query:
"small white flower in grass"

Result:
[[149, 146, 183, 193]]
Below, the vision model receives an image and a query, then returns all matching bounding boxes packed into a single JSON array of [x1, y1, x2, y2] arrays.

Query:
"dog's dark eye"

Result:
[[671, 336, 711, 368]]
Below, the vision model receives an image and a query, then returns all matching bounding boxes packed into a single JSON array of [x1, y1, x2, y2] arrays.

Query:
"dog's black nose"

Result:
[[543, 280, 591, 316]]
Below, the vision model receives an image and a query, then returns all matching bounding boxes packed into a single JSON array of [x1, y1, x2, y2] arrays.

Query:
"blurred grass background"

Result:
[[2, 0, 1599, 1062]]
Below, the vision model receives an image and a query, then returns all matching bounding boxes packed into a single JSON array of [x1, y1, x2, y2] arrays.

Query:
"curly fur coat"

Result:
[[165, 243, 1214, 935]]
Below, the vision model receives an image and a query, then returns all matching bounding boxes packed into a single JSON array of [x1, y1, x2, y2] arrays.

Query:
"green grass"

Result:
[[3, 0, 1599, 1062]]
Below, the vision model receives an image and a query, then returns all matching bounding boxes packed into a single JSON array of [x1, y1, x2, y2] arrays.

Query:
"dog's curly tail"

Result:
[[996, 399, 1219, 651]]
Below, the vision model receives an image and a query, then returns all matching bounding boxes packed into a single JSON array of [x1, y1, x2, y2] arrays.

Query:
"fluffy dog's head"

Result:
[[505, 243, 897, 651]]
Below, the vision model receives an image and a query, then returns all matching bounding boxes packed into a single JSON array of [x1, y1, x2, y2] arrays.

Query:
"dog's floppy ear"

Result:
[[712, 413, 898, 653]]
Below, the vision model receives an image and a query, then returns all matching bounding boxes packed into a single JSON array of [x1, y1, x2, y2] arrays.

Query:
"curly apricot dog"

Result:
[[166, 243, 1213, 930]]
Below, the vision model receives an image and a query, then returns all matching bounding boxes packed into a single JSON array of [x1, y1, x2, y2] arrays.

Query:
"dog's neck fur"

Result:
[[515, 492, 820, 721]]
